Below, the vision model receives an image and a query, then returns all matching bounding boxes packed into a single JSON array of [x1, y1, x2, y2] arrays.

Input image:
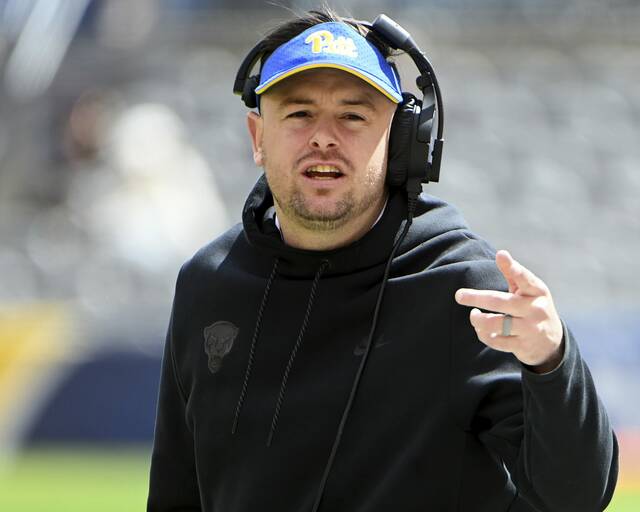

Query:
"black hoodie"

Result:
[[147, 176, 618, 512]]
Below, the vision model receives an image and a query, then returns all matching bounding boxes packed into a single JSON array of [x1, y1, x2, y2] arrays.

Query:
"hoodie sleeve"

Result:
[[451, 260, 618, 512], [147, 269, 202, 511]]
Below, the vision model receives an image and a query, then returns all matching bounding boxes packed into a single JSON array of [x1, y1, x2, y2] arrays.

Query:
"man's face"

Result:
[[247, 68, 397, 232]]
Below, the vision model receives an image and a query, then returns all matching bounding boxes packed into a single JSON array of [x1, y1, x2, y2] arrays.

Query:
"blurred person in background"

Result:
[[147, 7, 617, 512], [66, 99, 229, 274]]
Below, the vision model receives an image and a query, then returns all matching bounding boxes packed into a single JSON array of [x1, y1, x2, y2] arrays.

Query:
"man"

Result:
[[147, 9, 618, 512]]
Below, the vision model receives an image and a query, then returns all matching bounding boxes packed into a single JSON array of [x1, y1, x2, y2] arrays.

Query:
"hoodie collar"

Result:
[[242, 174, 407, 278]]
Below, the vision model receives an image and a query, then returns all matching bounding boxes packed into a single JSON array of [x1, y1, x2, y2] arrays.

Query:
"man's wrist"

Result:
[[526, 339, 566, 375]]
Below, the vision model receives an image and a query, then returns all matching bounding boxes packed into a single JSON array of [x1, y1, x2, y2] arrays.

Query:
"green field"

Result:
[[0, 447, 151, 512], [0, 447, 637, 511]]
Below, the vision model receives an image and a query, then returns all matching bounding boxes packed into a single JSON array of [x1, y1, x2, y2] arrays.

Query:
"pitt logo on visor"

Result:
[[304, 30, 358, 58], [254, 22, 403, 104]]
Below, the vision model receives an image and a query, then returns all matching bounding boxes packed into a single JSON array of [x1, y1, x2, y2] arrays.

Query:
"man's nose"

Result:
[[309, 119, 339, 150]]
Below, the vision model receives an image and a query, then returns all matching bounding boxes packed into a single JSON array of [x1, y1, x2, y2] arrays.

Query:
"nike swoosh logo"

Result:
[[353, 339, 391, 356]]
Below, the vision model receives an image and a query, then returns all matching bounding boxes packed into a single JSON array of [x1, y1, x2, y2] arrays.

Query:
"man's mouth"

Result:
[[304, 165, 344, 180]]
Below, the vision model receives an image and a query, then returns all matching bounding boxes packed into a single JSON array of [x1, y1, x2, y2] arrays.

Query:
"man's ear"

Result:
[[247, 111, 264, 166]]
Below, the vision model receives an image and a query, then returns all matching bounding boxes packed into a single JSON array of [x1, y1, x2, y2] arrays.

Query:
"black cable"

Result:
[[311, 196, 418, 512]]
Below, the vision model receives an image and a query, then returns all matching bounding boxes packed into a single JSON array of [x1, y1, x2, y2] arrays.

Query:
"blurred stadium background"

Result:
[[0, 0, 639, 510]]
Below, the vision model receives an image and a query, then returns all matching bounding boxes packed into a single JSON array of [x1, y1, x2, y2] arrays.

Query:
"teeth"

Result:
[[307, 165, 341, 173]]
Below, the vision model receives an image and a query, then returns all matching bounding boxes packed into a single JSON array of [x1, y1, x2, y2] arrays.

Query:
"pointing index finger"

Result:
[[496, 250, 548, 297], [455, 288, 526, 317]]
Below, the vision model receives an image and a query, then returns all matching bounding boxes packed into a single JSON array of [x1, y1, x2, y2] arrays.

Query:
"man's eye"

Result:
[[287, 111, 309, 118], [343, 113, 365, 121]]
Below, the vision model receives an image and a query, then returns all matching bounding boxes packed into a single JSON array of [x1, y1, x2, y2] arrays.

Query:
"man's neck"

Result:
[[274, 193, 388, 251]]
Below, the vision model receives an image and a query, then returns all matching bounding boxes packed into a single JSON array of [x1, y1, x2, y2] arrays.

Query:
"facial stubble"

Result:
[[263, 148, 385, 232]]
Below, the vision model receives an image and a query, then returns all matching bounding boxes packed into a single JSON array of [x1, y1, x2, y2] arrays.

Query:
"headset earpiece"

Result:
[[234, 41, 267, 109], [387, 93, 419, 188], [242, 75, 260, 109]]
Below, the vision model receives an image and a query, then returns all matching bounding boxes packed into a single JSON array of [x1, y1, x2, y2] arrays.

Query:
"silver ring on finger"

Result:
[[502, 313, 513, 337]]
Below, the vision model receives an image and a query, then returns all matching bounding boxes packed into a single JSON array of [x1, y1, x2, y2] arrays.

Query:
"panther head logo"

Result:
[[203, 321, 239, 374]]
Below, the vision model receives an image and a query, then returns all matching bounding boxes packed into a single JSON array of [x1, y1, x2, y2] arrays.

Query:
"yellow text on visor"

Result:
[[254, 22, 403, 104]]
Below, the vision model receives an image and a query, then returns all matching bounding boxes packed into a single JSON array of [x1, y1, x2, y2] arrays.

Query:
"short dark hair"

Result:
[[259, 6, 397, 68]]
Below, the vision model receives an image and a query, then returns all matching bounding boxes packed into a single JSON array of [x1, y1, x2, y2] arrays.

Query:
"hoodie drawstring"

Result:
[[267, 259, 329, 447], [232, 257, 329, 444], [232, 257, 280, 435]]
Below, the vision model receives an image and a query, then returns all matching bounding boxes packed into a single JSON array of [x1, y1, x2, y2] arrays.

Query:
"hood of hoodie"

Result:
[[242, 174, 475, 279]]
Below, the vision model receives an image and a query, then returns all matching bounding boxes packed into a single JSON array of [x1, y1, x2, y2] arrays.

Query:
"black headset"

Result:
[[233, 14, 445, 206]]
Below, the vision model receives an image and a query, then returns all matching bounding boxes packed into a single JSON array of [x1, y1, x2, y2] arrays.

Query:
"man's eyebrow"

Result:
[[277, 97, 316, 108], [276, 96, 377, 110], [338, 97, 376, 110]]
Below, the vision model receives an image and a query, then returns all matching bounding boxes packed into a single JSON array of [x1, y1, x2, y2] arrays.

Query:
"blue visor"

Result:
[[255, 22, 403, 103]]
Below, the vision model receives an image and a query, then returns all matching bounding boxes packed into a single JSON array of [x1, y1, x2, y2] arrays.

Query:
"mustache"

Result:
[[294, 150, 352, 171]]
